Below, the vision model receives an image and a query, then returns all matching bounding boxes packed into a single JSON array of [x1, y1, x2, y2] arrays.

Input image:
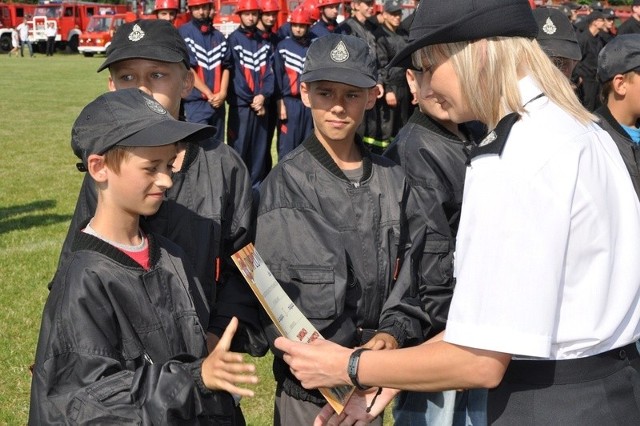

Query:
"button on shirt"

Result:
[[444, 76, 640, 360]]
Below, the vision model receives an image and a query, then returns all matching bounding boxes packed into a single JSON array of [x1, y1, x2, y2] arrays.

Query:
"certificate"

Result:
[[231, 243, 355, 414]]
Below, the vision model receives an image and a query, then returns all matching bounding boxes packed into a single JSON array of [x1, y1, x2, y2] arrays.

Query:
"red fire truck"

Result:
[[0, 2, 36, 52], [78, 11, 136, 56], [27, 1, 130, 53]]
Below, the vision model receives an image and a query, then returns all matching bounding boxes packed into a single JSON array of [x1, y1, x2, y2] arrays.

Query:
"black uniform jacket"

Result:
[[29, 231, 237, 425], [58, 139, 267, 356], [256, 134, 427, 402], [596, 105, 640, 200], [384, 110, 471, 339]]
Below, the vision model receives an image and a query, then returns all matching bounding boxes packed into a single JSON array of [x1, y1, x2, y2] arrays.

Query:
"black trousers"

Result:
[[46, 36, 55, 56], [489, 343, 640, 425]]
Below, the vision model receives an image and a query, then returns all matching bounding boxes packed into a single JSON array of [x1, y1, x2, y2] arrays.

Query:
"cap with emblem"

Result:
[[97, 19, 190, 72], [72, 88, 214, 171], [585, 10, 605, 24], [300, 33, 377, 88], [384, 0, 402, 13], [533, 7, 581, 61], [597, 34, 640, 83], [388, 0, 537, 68]]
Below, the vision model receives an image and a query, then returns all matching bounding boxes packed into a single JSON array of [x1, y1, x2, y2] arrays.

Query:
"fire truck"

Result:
[[27, 1, 130, 53], [0, 2, 36, 51], [78, 11, 136, 56]]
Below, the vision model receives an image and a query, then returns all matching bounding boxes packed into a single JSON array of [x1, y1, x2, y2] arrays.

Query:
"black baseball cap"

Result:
[[301, 34, 377, 88], [597, 34, 640, 83], [384, 0, 402, 13], [533, 7, 581, 61], [97, 19, 190, 72], [388, 0, 537, 69], [72, 88, 214, 171], [586, 11, 605, 24]]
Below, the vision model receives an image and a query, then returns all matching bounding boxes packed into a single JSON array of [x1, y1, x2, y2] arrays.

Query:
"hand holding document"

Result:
[[231, 244, 355, 414]]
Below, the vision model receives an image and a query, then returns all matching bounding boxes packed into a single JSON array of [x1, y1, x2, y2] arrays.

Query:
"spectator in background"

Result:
[[310, 0, 340, 38], [153, 0, 180, 23], [17, 16, 33, 58], [375, 0, 412, 143], [257, 0, 281, 176], [9, 27, 19, 57], [45, 22, 56, 56], [574, 11, 606, 110], [618, 0, 640, 35], [226, 0, 274, 188], [336, 0, 385, 153], [179, 0, 232, 142], [273, 6, 314, 159], [601, 7, 617, 42]]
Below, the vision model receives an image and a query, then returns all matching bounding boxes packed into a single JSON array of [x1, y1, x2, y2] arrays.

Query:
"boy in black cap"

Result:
[[255, 33, 426, 425], [29, 88, 258, 424], [596, 34, 640, 199], [274, 0, 640, 425], [59, 20, 266, 373]]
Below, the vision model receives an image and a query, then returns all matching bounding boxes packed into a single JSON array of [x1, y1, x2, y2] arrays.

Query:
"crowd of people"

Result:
[[27, 0, 640, 425]]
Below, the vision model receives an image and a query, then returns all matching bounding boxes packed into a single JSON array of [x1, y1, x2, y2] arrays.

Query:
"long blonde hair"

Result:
[[414, 37, 595, 129]]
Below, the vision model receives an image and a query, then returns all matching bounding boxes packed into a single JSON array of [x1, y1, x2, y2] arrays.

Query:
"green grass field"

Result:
[[0, 52, 279, 425]]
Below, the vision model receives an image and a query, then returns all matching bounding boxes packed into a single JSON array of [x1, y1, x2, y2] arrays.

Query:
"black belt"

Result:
[[503, 343, 639, 385]]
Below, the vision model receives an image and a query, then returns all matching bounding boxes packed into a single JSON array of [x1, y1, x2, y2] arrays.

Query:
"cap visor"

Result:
[[540, 39, 581, 61], [118, 120, 215, 149], [301, 69, 377, 88], [98, 46, 187, 72]]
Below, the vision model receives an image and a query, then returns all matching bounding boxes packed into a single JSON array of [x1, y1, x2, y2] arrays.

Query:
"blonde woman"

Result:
[[274, 1, 640, 425]]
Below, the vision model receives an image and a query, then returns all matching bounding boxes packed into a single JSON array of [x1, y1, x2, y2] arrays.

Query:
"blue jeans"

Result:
[[393, 389, 488, 426], [20, 40, 33, 57]]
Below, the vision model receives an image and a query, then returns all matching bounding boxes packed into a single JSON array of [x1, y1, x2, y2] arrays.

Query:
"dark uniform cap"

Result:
[[97, 19, 190, 72], [72, 88, 214, 171], [635, 0, 640, 6], [602, 8, 616, 19], [388, 0, 538, 68], [564, 2, 580, 10], [586, 10, 605, 24], [384, 0, 402, 13], [533, 7, 581, 61], [300, 33, 377, 88], [597, 34, 640, 83], [591, 1, 603, 11]]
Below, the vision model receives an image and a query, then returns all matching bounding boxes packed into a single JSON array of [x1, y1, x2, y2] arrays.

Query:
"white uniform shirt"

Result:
[[445, 76, 640, 360], [17, 22, 29, 42]]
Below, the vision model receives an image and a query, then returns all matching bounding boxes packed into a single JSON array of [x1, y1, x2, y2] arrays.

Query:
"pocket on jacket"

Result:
[[288, 265, 336, 320], [421, 239, 454, 287]]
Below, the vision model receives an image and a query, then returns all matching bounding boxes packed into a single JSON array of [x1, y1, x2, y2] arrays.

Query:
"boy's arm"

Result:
[[209, 147, 269, 356], [376, 183, 430, 348]]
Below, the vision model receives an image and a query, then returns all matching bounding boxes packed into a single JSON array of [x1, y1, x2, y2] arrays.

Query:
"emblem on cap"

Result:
[[330, 41, 349, 63], [145, 97, 167, 115], [542, 17, 557, 35], [128, 23, 145, 42]]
